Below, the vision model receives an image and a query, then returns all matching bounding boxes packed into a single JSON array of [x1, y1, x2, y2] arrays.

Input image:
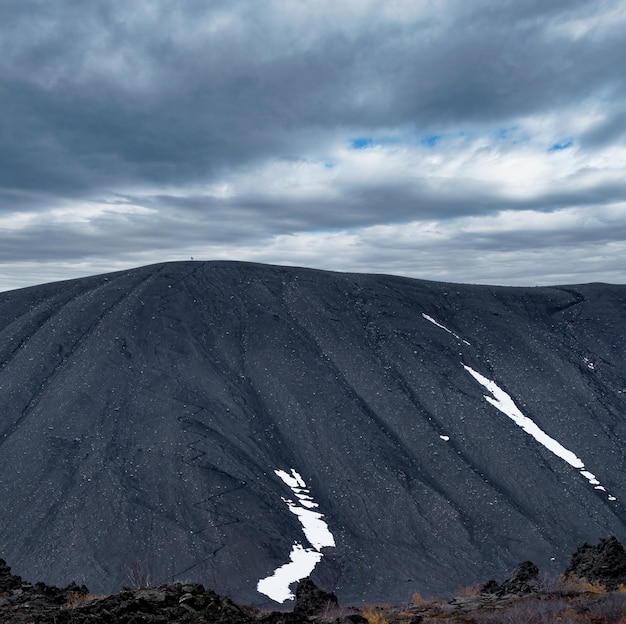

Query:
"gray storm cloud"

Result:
[[1, 0, 625, 290]]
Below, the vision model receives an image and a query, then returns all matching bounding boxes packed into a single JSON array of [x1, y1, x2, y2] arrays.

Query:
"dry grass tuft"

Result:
[[411, 591, 427, 607], [362, 606, 390, 624], [558, 574, 607, 594], [63, 592, 101, 609], [455, 583, 481, 597]]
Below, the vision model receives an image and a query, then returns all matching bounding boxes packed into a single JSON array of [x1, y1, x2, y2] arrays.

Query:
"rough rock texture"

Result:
[[479, 579, 500, 595], [294, 578, 339, 615], [0, 558, 91, 623], [1, 261, 626, 605], [0, 563, 361, 624], [566, 537, 626, 590], [0, 558, 23, 591], [504, 561, 540, 594], [485, 561, 540, 596]]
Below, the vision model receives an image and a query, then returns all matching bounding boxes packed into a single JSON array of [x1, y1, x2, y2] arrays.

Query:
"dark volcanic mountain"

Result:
[[1, 261, 625, 606]]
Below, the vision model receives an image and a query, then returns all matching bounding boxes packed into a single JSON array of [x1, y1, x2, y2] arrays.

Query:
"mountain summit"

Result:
[[1, 261, 625, 605]]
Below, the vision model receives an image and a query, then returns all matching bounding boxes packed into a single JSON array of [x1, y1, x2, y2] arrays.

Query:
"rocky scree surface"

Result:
[[0, 558, 365, 624], [5, 539, 626, 623], [2, 261, 626, 603], [565, 536, 626, 590]]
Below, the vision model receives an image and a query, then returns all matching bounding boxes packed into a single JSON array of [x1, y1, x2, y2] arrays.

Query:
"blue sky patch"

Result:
[[549, 138, 574, 151], [351, 137, 374, 150], [491, 126, 524, 141], [419, 134, 442, 147]]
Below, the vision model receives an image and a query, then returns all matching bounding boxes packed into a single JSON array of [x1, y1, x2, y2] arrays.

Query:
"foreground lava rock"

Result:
[[0, 561, 362, 624], [0, 558, 22, 591], [565, 536, 626, 590], [0, 557, 91, 622], [293, 578, 339, 616], [4, 539, 626, 623], [480, 560, 540, 596]]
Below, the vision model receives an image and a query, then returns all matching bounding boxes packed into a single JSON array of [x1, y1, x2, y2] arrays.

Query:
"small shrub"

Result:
[[122, 559, 155, 589], [558, 574, 607, 594], [63, 592, 100, 609], [362, 607, 389, 624], [474, 598, 572, 624], [456, 583, 481, 597], [411, 592, 427, 607], [585, 593, 626, 621]]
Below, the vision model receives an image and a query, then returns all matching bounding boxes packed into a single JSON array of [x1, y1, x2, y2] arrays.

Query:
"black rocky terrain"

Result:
[[4, 540, 626, 623], [1, 261, 626, 605], [566, 537, 626, 590], [0, 557, 364, 624]]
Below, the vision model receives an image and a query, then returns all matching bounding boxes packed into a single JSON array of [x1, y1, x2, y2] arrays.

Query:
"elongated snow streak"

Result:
[[422, 313, 471, 345], [257, 469, 336, 602], [257, 544, 322, 603], [463, 364, 616, 501]]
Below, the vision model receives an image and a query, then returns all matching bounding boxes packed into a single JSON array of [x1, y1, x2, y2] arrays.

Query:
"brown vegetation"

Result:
[[4, 538, 626, 623], [377, 574, 626, 624], [362, 606, 390, 624]]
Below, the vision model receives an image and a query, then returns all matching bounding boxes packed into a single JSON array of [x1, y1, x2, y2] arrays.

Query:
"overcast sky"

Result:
[[1, 0, 625, 291]]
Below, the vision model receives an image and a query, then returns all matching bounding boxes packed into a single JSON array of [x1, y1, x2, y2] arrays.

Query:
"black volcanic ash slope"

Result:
[[1, 261, 626, 605]]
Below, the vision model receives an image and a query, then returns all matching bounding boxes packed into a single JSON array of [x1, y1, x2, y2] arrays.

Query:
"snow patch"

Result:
[[257, 469, 335, 603], [257, 543, 322, 603], [422, 313, 471, 345], [463, 364, 616, 501], [580, 470, 600, 485]]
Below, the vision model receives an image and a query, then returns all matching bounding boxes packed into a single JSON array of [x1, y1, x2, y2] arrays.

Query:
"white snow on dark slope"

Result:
[[257, 469, 335, 603], [422, 311, 615, 501], [422, 313, 471, 345], [463, 364, 616, 501], [257, 543, 322, 604]]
